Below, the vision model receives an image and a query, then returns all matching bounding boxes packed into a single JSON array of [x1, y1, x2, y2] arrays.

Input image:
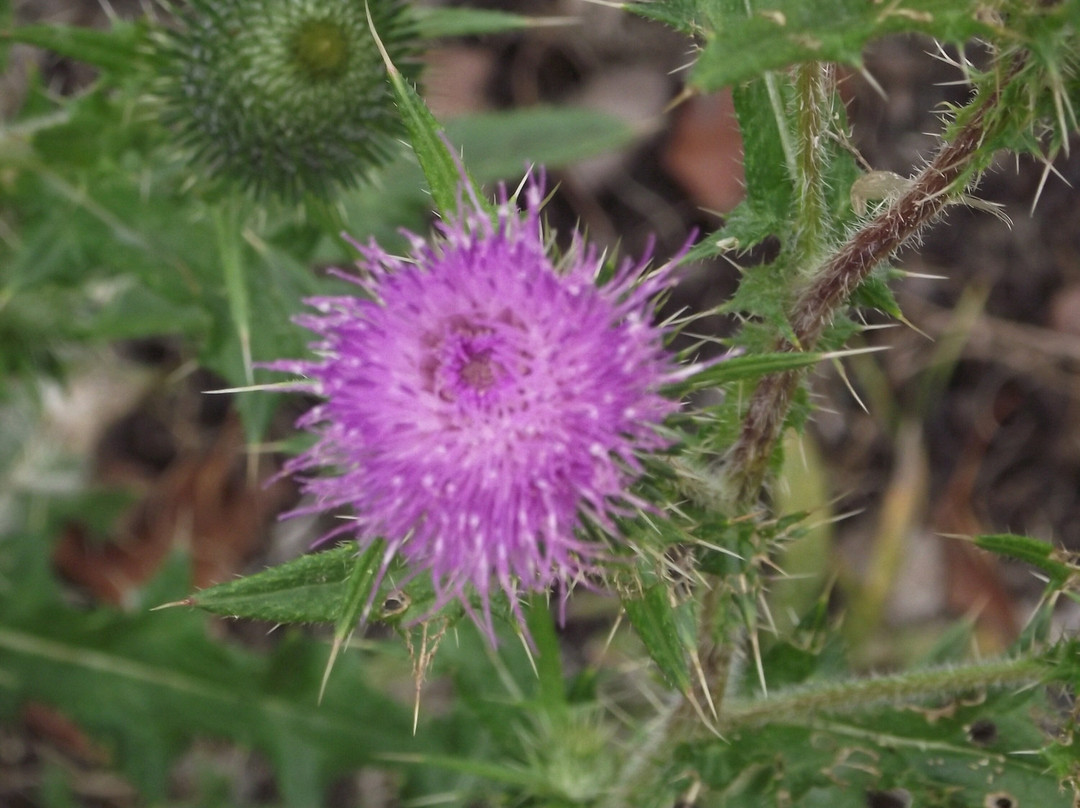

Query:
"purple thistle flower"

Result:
[[274, 173, 695, 641]]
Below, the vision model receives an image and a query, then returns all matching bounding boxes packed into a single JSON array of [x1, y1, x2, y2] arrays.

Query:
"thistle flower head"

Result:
[[157, 0, 415, 200], [274, 174, 693, 640]]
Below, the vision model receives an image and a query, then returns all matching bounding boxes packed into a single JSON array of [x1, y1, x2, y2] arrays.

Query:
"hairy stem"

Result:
[[719, 655, 1045, 731], [792, 62, 833, 262], [688, 63, 836, 725], [724, 55, 1026, 505]]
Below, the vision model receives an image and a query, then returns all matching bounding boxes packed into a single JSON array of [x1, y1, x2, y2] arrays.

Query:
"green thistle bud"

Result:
[[157, 0, 416, 200]]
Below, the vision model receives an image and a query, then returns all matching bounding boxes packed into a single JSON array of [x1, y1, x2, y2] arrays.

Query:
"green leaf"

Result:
[[851, 270, 903, 318], [214, 200, 254, 396], [29, 92, 115, 169], [78, 283, 211, 341], [673, 350, 827, 393], [446, 107, 639, 182], [321, 540, 386, 695], [758, 587, 845, 690], [679, 689, 1070, 807], [524, 598, 566, 712], [389, 70, 465, 217], [332, 539, 386, 638], [0, 538, 418, 806], [629, 0, 714, 34], [367, 5, 485, 218], [622, 582, 693, 693], [686, 77, 795, 261], [688, 0, 997, 91], [686, 202, 781, 261], [733, 78, 794, 230], [185, 544, 358, 624], [202, 216, 321, 439], [386, 752, 545, 790], [184, 542, 451, 631], [974, 533, 1078, 589], [1, 21, 147, 74]]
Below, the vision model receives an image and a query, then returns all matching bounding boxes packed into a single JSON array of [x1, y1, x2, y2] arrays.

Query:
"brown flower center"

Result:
[[460, 352, 497, 390]]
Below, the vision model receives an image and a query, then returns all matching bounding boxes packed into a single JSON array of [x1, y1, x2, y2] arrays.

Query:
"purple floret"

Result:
[[275, 173, 693, 641]]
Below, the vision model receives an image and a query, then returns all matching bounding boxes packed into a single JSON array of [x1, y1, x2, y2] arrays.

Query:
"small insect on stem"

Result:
[[851, 170, 1011, 225]]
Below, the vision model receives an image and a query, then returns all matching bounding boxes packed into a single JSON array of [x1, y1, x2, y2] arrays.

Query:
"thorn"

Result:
[[934, 531, 976, 541], [683, 689, 723, 738], [895, 312, 932, 341], [758, 594, 779, 636], [663, 85, 696, 116], [520, 629, 539, 679], [830, 356, 869, 414], [898, 270, 948, 281], [819, 344, 891, 360], [749, 627, 768, 697], [688, 647, 718, 720], [691, 540, 744, 561], [1030, 157, 1069, 216], [319, 632, 346, 705], [150, 598, 194, 611], [857, 63, 887, 101], [600, 611, 623, 662], [956, 194, 1012, 226], [413, 622, 428, 736], [366, 0, 398, 77], [202, 381, 304, 394]]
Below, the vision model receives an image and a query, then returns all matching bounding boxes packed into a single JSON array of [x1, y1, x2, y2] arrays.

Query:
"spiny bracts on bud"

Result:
[[269, 172, 705, 642], [156, 0, 416, 201]]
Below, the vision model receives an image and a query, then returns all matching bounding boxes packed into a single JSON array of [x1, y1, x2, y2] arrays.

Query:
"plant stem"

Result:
[[214, 196, 253, 388], [687, 63, 835, 731], [718, 655, 1046, 731], [724, 55, 1027, 506], [792, 62, 832, 262]]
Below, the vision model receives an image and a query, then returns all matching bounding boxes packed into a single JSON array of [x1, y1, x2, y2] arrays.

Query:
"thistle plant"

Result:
[[3, 0, 1080, 806]]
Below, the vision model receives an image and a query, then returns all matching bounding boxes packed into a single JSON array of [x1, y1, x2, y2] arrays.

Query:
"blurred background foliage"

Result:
[[2, 0, 1080, 805]]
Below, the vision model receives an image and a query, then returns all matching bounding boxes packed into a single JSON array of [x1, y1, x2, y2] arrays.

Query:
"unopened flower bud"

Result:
[[157, 0, 417, 200]]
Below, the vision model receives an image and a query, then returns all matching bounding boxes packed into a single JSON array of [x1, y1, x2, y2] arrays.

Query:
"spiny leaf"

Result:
[[0, 549, 418, 805], [852, 270, 903, 318], [367, 2, 486, 218], [681, 688, 1069, 807], [322, 540, 386, 699], [183, 543, 450, 631], [686, 0, 998, 91], [733, 77, 794, 230], [973, 533, 1078, 589], [622, 583, 693, 693], [673, 350, 827, 393], [184, 544, 358, 624]]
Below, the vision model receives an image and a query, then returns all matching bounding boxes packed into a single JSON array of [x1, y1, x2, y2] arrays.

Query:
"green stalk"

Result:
[[686, 62, 836, 732], [214, 197, 253, 388], [719, 656, 1046, 731], [791, 62, 832, 264]]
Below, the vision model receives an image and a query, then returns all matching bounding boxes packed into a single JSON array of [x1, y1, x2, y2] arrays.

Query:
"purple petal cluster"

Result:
[[276, 175, 690, 639]]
